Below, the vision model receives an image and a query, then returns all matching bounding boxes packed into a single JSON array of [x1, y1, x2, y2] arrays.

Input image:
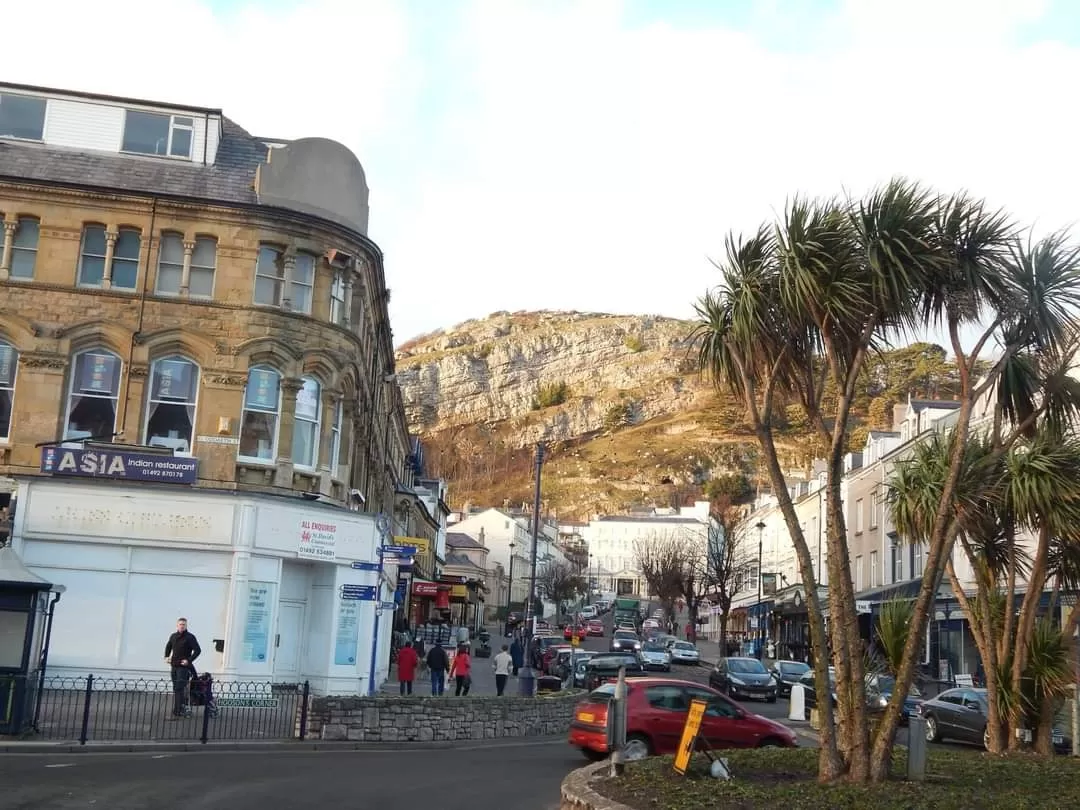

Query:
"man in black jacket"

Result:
[[164, 617, 201, 718], [426, 642, 448, 696]]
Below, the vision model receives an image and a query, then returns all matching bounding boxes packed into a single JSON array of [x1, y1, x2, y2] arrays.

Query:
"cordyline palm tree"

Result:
[[695, 180, 1080, 783]]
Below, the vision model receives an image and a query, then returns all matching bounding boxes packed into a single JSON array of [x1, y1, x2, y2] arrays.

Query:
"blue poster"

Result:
[[242, 582, 274, 663], [334, 598, 361, 665]]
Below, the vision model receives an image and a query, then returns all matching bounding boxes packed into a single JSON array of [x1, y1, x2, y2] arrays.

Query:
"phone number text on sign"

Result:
[[298, 518, 338, 561]]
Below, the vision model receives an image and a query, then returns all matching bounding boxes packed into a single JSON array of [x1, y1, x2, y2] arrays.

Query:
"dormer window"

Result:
[[122, 110, 193, 159], [0, 93, 46, 141]]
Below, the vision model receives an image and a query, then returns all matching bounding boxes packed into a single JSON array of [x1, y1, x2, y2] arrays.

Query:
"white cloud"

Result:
[[7, 0, 1078, 346]]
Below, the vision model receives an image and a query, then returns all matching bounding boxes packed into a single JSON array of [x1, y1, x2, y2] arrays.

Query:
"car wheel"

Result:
[[623, 734, 652, 761], [758, 736, 784, 748], [767, 695, 777, 704], [982, 726, 990, 750], [924, 714, 940, 743]]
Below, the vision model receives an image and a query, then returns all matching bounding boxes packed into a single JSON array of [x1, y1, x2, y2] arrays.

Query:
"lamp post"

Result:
[[587, 553, 593, 605], [755, 521, 765, 660], [505, 540, 516, 636], [519, 442, 546, 696]]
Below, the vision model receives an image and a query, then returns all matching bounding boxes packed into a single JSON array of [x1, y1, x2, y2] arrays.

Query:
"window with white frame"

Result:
[[189, 236, 216, 297], [289, 252, 316, 314], [855, 498, 864, 533], [891, 539, 903, 583], [0, 93, 46, 141], [8, 217, 39, 279], [77, 225, 108, 287], [329, 399, 343, 472], [870, 550, 879, 588], [111, 228, 141, 289], [870, 491, 879, 528], [121, 110, 194, 159], [330, 269, 347, 325], [144, 356, 199, 453], [911, 543, 924, 578], [0, 341, 17, 441], [156, 232, 184, 294], [291, 377, 321, 468], [855, 555, 864, 591], [64, 350, 123, 440], [238, 367, 281, 462], [254, 245, 285, 306]]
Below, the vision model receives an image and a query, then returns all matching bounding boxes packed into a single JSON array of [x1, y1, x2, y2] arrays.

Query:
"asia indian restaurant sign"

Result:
[[40, 447, 198, 484], [298, 516, 338, 561]]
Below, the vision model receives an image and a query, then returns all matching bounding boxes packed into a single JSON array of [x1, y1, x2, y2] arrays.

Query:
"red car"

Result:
[[568, 677, 798, 761], [587, 619, 604, 637], [564, 624, 587, 642]]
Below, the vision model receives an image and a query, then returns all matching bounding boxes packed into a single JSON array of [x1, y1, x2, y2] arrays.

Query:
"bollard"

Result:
[[518, 665, 536, 696], [609, 667, 627, 777], [907, 716, 928, 781], [789, 684, 806, 721]]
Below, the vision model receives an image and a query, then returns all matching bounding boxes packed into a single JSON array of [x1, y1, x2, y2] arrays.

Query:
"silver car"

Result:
[[639, 641, 672, 671], [669, 640, 700, 665]]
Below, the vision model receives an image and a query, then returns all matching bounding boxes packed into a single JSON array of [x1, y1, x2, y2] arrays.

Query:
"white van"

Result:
[[580, 605, 598, 619]]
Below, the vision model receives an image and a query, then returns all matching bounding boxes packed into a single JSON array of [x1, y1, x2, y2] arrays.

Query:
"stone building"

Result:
[[0, 82, 435, 694]]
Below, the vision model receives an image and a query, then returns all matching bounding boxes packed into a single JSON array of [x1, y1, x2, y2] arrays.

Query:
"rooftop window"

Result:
[[122, 110, 193, 159], [0, 93, 46, 141]]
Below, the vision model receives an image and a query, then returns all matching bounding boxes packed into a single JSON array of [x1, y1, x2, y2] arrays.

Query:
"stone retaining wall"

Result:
[[304, 691, 583, 743], [561, 760, 634, 810]]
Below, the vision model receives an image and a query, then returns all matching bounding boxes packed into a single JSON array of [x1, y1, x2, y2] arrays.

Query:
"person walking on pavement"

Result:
[[450, 643, 472, 696], [397, 641, 419, 695], [509, 636, 523, 676], [493, 644, 513, 696], [164, 617, 201, 719], [426, 642, 449, 696]]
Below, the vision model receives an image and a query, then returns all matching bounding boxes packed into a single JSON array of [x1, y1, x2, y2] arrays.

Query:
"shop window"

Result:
[[144, 356, 199, 453], [238, 366, 281, 463], [64, 350, 122, 441], [291, 377, 321, 469], [0, 341, 17, 441]]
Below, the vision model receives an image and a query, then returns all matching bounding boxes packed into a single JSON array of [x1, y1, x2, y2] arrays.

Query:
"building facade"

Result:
[[0, 82, 422, 694]]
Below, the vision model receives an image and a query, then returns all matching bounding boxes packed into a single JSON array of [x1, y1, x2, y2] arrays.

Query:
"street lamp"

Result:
[[587, 553, 593, 605], [755, 521, 766, 660], [505, 540, 516, 636], [519, 442, 546, 696]]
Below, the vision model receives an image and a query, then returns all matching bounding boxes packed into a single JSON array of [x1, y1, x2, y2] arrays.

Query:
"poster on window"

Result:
[[152, 359, 194, 401], [245, 369, 279, 410], [241, 582, 274, 663], [0, 345, 15, 386], [334, 597, 361, 665], [295, 383, 319, 421], [78, 353, 117, 394]]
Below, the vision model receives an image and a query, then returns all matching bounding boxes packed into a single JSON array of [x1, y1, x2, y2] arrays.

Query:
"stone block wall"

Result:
[[303, 692, 582, 743]]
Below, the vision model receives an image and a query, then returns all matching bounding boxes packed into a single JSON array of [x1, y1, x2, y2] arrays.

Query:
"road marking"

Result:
[[45, 763, 75, 768], [151, 755, 171, 759]]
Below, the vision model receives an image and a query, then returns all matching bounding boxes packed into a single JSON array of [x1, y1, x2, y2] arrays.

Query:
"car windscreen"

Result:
[[779, 662, 809, 676], [673, 642, 695, 650], [588, 656, 638, 670], [642, 643, 666, 652], [728, 658, 768, 674], [614, 631, 636, 639]]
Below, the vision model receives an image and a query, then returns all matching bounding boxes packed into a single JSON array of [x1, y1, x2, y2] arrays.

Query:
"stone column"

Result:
[[0, 216, 16, 280], [280, 254, 296, 311], [101, 228, 118, 290], [274, 376, 303, 488], [179, 239, 195, 297]]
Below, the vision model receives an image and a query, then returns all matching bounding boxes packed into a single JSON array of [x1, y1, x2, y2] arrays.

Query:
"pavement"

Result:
[[0, 737, 579, 810]]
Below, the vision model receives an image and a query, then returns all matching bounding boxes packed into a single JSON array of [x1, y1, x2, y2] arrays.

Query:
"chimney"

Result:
[[478, 527, 486, 546], [892, 403, 908, 432]]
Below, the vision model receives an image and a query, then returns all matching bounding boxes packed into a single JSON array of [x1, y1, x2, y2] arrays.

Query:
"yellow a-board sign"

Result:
[[673, 699, 708, 775]]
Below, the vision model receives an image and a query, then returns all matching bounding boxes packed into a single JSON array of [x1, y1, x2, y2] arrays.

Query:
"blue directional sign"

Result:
[[378, 545, 418, 557], [351, 561, 379, 571], [340, 584, 376, 601], [378, 601, 397, 611]]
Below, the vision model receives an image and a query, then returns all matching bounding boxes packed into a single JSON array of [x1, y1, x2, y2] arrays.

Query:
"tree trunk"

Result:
[[1034, 697, 1057, 755], [1009, 524, 1051, 750]]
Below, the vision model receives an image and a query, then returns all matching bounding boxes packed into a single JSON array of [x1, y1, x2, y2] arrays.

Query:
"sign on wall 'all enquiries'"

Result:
[[298, 517, 337, 561]]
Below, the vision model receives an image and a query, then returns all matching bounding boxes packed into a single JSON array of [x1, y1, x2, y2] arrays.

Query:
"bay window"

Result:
[[238, 367, 281, 462], [291, 377, 321, 469]]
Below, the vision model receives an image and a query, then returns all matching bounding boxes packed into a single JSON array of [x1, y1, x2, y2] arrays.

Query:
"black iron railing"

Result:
[[27, 674, 311, 744]]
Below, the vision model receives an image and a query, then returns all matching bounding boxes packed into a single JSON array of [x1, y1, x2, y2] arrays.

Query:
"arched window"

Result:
[[64, 350, 123, 441], [238, 366, 281, 462], [291, 377, 321, 469], [144, 356, 199, 453], [0, 341, 18, 441]]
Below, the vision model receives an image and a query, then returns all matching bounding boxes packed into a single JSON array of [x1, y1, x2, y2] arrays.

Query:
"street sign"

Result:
[[673, 699, 707, 775], [341, 584, 376, 600], [378, 545, 418, 556], [378, 601, 397, 610], [351, 561, 379, 571]]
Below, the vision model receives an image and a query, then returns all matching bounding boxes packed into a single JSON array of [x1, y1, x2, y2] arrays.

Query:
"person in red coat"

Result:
[[397, 642, 420, 695]]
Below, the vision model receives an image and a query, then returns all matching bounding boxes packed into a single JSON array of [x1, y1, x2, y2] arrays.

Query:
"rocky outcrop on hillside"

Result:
[[395, 311, 707, 447]]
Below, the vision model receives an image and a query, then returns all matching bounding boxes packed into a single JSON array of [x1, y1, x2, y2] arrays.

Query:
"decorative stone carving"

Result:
[[128, 364, 150, 379], [18, 353, 67, 370], [205, 372, 248, 387], [280, 377, 305, 395]]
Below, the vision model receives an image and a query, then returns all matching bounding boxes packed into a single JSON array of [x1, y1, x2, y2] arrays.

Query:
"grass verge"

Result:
[[591, 747, 1079, 810]]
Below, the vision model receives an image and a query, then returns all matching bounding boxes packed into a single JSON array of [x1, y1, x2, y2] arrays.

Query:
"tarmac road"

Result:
[[1, 738, 580, 810]]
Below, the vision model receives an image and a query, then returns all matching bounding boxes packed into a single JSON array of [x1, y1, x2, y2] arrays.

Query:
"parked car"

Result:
[[611, 629, 642, 653], [710, 657, 778, 702], [642, 618, 660, 632], [769, 660, 810, 697], [639, 641, 672, 671], [568, 677, 798, 761], [580, 605, 599, 620], [616, 621, 638, 633], [869, 675, 923, 724], [669, 640, 700, 665], [795, 667, 887, 719], [656, 634, 679, 649], [918, 687, 1073, 753], [582, 653, 646, 691], [543, 644, 574, 674], [571, 651, 598, 688], [587, 619, 605, 637]]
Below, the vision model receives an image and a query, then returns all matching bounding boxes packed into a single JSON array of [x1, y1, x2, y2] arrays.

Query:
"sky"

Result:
[[8, 0, 1080, 346]]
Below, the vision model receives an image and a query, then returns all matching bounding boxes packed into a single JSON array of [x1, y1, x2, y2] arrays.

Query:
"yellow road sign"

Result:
[[673, 699, 707, 775]]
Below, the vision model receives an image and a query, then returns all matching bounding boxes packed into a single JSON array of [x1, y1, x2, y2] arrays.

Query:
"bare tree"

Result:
[[703, 498, 751, 649], [633, 532, 685, 615], [537, 559, 586, 614]]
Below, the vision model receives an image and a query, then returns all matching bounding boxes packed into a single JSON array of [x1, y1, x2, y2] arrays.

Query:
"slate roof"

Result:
[[909, 399, 961, 412], [0, 116, 267, 208], [444, 553, 485, 570], [446, 531, 484, 549]]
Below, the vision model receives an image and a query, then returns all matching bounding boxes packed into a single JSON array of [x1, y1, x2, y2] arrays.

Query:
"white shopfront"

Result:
[[7, 478, 398, 695]]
